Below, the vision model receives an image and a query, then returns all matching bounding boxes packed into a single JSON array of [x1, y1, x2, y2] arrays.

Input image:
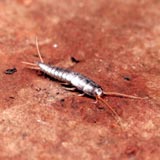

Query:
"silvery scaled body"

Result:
[[37, 62, 103, 97]]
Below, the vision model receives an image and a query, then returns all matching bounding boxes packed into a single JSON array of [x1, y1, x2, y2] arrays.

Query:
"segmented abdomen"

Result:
[[37, 62, 100, 96]]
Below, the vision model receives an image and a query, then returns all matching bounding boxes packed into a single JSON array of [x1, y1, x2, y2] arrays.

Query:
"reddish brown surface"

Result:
[[0, 0, 160, 159]]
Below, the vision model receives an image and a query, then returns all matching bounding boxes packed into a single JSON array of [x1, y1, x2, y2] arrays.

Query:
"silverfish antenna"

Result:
[[35, 37, 44, 63]]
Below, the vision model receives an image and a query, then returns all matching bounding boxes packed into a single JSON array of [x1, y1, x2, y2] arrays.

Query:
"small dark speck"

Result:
[[60, 99, 65, 102], [56, 92, 60, 95], [4, 68, 17, 75], [35, 88, 41, 92], [93, 120, 97, 123], [123, 76, 131, 81], [71, 56, 80, 63], [22, 132, 28, 139], [9, 96, 15, 99]]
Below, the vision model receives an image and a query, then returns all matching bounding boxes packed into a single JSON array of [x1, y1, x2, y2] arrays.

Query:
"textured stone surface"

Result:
[[0, 0, 160, 159]]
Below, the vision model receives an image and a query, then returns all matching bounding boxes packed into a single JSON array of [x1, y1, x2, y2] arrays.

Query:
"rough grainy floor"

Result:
[[0, 0, 160, 159]]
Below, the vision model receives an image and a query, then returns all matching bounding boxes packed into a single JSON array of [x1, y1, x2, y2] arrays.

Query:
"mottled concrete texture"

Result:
[[0, 0, 160, 159]]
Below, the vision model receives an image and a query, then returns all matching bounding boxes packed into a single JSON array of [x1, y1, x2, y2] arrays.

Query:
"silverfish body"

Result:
[[37, 62, 103, 97]]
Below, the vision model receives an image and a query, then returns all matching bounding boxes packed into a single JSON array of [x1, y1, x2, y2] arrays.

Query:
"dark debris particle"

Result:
[[35, 88, 41, 92], [60, 98, 65, 102], [9, 96, 15, 99], [4, 68, 17, 75], [123, 76, 131, 81], [71, 56, 80, 63]]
